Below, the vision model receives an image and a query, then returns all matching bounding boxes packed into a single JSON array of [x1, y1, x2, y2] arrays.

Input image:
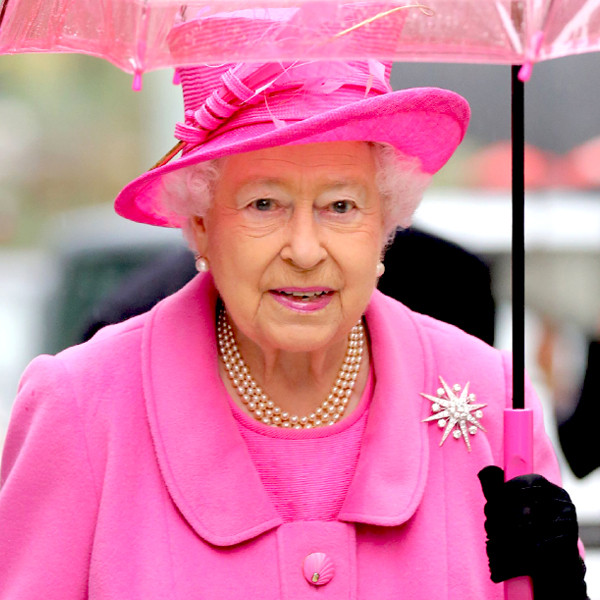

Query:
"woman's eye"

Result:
[[330, 200, 355, 214], [252, 198, 275, 212], [251, 198, 274, 211]]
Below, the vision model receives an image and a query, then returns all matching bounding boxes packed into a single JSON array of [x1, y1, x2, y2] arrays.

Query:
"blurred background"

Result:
[[1, 52, 599, 594]]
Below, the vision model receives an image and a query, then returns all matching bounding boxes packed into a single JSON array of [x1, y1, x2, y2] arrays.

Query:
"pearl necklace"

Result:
[[217, 306, 365, 429]]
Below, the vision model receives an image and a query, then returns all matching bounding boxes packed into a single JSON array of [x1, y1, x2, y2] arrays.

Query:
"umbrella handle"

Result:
[[503, 408, 534, 600]]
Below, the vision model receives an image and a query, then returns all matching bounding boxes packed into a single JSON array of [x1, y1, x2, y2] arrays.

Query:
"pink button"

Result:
[[303, 552, 335, 586]]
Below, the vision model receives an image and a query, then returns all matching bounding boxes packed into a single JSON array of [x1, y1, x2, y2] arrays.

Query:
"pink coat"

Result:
[[0, 274, 560, 599]]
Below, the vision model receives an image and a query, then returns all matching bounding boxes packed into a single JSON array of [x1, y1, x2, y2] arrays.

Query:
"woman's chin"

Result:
[[257, 320, 345, 355]]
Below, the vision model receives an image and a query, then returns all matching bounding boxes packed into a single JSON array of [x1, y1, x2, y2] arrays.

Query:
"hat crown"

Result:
[[178, 60, 392, 113], [174, 60, 393, 147], [178, 63, 231, 115]]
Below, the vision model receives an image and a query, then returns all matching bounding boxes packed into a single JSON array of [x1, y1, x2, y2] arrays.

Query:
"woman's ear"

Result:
[[189, 215, 209, 256]]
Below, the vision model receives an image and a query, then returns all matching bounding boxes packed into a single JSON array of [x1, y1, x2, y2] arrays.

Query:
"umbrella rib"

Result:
[[0, 0, 9, 28], [495, 1, 524, 55], [553, 0, 600, 50]]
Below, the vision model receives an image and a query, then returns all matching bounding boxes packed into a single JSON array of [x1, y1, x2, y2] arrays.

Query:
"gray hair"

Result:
[[158, 142, 431, 250]]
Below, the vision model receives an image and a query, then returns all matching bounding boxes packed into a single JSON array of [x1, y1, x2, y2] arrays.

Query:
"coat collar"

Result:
[[143, 275, 431, 547]]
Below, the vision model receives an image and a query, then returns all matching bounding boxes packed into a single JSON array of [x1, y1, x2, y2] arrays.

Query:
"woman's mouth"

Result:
[[269, 288, 334, 312]]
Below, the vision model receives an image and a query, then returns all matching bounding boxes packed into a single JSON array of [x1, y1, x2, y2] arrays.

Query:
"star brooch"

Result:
[[421, 377, 487, 452]]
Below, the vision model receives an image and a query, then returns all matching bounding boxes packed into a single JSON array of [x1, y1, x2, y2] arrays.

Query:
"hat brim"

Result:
[[115, 86, 470, 227]]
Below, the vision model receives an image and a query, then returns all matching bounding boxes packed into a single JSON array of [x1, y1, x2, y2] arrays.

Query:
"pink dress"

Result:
[[234, 367, 374, 522]]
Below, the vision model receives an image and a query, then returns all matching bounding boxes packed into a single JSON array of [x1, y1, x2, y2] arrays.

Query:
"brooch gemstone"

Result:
[[421, 376, 487, 451]]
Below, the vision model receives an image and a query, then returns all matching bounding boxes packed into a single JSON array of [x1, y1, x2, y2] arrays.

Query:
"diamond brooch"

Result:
[[421, 376, 487, 452]]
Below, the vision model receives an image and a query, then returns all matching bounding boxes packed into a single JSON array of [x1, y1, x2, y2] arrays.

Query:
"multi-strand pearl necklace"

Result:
[[217, 306, 365, 429]]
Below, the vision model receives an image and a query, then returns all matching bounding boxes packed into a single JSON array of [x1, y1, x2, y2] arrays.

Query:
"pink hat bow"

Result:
[[173, 60, 393, 149]]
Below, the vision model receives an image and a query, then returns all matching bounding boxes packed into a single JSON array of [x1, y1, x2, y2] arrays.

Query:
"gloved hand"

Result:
[[478, 465, 588, 599]]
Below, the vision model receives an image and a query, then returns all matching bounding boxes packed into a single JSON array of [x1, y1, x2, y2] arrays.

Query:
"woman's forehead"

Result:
[[219, 141, 377, 183]]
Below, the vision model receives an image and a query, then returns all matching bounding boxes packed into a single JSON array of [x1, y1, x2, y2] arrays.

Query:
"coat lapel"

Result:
[[142, 274, 283, 547], [339, 291, 431, 527]]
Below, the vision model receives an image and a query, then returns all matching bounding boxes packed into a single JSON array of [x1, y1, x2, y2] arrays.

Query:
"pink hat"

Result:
[[115, 16, 470, 227]]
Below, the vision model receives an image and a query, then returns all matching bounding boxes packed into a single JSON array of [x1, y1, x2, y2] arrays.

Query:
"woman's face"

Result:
[[192, 141, 385, 354]]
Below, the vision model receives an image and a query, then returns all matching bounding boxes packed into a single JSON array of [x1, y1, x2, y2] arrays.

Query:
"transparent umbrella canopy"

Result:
[[2, 3, 599, 598], [1, 0, 600, 77]]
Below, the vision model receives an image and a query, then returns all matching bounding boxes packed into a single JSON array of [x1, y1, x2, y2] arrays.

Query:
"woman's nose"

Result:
[[280, 208, 327, 270]]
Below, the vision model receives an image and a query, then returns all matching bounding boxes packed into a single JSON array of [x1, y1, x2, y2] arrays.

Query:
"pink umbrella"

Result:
[[1, 0, 600, 82], [2, 2, 599, 598]]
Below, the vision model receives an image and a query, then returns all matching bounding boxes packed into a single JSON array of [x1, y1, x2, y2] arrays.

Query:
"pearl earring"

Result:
[[195, 256, 209, 273], [376, 261, 385, 278]]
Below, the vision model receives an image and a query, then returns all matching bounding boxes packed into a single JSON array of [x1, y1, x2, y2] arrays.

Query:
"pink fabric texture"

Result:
[[0, 274, 561, 599], [234, 368, 373, 522], [114, 59, 470, 228]]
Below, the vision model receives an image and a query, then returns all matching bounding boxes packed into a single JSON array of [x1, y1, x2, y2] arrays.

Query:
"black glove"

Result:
[[478, 465, 588, 599]]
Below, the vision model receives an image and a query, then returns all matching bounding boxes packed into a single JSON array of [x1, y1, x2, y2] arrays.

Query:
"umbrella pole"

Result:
[[503, 64, 534, 600], [511, 67, 525, 403]]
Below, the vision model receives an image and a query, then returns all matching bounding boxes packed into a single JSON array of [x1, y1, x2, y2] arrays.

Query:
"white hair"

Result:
[[157, 142, 431, 250]]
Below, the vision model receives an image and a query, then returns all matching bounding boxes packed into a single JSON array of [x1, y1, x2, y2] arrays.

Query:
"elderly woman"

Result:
[[0, 57, 587, 599]]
